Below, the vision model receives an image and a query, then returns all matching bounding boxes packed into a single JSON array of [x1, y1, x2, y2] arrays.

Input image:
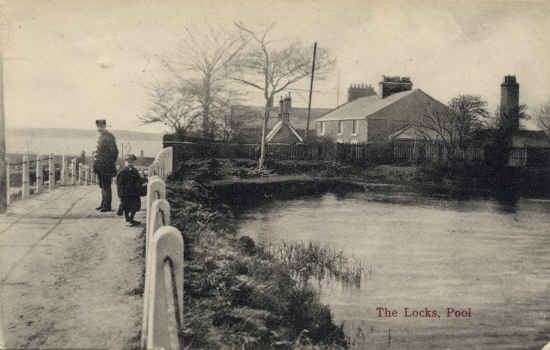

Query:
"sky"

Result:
[[2, 0, 550, 133]]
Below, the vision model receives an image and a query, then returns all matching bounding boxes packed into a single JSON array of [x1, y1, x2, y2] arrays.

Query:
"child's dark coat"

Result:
[[116, 166, 143, 214]]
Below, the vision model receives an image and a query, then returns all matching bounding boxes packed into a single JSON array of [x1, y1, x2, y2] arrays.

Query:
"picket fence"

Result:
[[166, 141, 362, 166], [393, 142, 485, 163], [5, 153, 97, 206], [141, 146, 184, 350]]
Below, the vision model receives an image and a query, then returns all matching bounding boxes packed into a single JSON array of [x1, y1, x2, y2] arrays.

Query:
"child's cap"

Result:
[[96, 119, 107, 127]]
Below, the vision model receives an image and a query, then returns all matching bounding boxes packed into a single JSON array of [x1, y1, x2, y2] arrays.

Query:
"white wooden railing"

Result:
[[5, 153, 97, 206], [148, 147, 173, 179], [141, 147, 183, 350]]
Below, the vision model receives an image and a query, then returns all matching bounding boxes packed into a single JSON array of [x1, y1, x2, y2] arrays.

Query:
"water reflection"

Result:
[[237, 188, 550, 349]]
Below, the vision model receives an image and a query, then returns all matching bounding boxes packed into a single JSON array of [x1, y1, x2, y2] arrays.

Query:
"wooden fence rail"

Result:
[[148, 146, 173, 180], [142, 147, 182, 349], [4, 153, 93, 207], [166, 140, 489, 167], [147, 226, 184, 350]]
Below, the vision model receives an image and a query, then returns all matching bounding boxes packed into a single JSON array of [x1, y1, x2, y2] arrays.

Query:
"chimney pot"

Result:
[[347, 82, 376, 102], [378, 75, 413, 98]]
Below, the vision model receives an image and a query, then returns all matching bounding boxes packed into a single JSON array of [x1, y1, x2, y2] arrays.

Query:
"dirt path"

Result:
[[0, 184, 144, 348]]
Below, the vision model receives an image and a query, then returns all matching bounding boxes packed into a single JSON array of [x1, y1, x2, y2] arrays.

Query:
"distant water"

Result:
[[237, 190, 550, 349], [6, 134, 163, 157]]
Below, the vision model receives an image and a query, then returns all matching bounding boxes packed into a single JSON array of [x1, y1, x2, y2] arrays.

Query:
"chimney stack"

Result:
[[500, 75, 520, 132], [280, 93, 291, 124], [378, 76, 413, 98], [347, 83, 376, 102]]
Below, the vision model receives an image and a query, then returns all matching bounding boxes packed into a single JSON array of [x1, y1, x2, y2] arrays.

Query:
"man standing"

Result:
[[93, 119, 118, 212]]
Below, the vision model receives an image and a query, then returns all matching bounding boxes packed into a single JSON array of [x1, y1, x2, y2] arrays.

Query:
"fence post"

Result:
[[22, 156, 29, 199], [79, 165, 84, 185], [21, 156, 30, 199], [5, 164, 9, 205], [35, 155, 42, 194], [60, 154, 66, 185], [146, 176, 166, 244], [146, 226, 184, 350], [0, 301, 7, 350], [48, 153, 55, 191], [142, 198, 171, 349], [70, 159, 75, 185]]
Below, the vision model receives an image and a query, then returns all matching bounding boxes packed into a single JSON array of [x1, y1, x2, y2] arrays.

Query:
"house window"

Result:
[[352, 120, 357, 135], [320, 122, 325, 135], [338, 121, 343, 134]]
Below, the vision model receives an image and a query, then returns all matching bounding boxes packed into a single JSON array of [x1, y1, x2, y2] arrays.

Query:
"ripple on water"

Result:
[[237, 191, 550, 349]]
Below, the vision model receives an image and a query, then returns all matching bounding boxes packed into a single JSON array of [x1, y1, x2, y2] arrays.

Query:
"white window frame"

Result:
[[338, 120, 343, 134]]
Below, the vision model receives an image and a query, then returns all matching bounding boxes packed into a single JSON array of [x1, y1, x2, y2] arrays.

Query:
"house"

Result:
[[315, 76, 449, 144], [496, 75, 550, 167], [388, 125, 441, 144], [230, 104, 332, 144], [265, 95, 304, 144], [508, 130, 550, 167]]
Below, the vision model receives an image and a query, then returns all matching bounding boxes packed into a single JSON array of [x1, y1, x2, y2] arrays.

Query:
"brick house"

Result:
[[314, 76, 449, 144]]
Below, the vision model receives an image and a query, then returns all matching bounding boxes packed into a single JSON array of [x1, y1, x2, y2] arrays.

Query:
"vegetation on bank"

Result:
[[164, 153, 550, 348], [167, 178, 355, 349], [262, 241, 372, 289], [171, 156, 503, 192]]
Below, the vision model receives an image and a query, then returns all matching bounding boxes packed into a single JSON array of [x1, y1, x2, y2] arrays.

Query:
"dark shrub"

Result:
[[238, 236, 256, 256]]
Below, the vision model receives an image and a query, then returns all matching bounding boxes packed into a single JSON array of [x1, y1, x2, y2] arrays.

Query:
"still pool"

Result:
[[236, 190, 550, 349]]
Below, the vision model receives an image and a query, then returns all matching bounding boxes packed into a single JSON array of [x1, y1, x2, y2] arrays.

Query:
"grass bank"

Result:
[[167, 177, 364, 349]]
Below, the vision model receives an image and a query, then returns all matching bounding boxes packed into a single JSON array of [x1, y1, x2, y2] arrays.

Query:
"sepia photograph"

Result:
[[1, 0, 550, 349]]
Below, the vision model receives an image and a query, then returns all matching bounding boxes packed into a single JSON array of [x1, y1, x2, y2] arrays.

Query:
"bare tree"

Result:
[[140, 82, 201, 136], [492, 103, 530, 133], [233, 22, 335, 169], [412, 95, 489, 159], [161, 26, 246, 139], [207, 88, 246, 142], [535, 99, 550, 134]]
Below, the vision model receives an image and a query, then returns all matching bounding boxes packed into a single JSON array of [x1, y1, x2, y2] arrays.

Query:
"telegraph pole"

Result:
[[305, 42, 317, 142], [0, 50, 7, 213]]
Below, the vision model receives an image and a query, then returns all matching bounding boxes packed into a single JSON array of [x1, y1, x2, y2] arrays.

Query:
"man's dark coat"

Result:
[[93, 130, 119, 176]]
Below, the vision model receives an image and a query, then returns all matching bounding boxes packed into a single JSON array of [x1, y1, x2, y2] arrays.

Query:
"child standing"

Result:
[[116, 154, 143, 226]]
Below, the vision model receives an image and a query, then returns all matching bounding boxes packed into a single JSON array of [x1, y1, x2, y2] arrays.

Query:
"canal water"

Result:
[[236, 189, 550, 349]]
